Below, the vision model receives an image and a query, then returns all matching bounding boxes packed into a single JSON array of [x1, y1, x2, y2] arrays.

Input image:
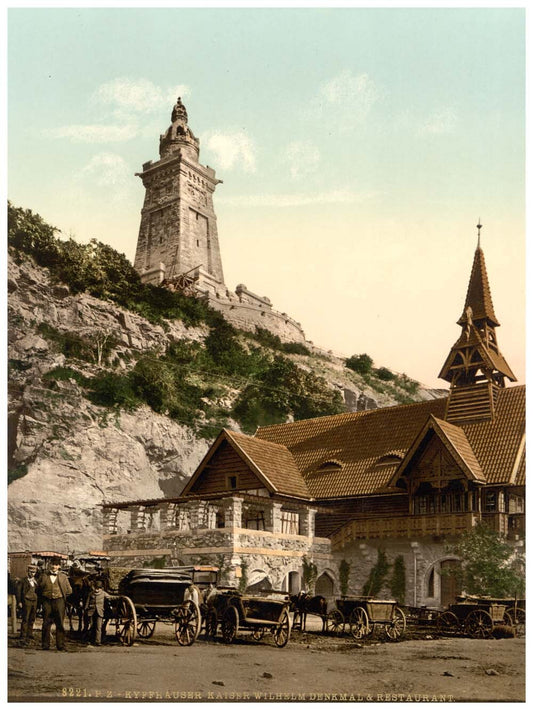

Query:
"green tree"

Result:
[[362, 549, 390, 597], [339, 559, 351, 597], [444, 523, 525, 598], [345, 353, 373, 375], [302, 556, 318, 593], [8, 201, 61, 267], [389, 555, 406, 604]]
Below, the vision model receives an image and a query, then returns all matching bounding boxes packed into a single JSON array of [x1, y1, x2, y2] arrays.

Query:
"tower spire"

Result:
[[476, 218, 482, 249], [439, 229, 516, 423]]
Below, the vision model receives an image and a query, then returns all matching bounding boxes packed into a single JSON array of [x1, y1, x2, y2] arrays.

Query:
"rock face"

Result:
[[8, 254, 210, 552], [8, 253, 443, 553]]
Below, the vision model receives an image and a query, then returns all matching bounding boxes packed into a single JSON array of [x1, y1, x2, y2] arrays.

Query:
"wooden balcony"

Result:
[[331, 512, 482, 550]]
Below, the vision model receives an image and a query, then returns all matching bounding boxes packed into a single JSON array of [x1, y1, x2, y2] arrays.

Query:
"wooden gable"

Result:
[[187, 439, 267, 496], [400, 434, 468, 496]]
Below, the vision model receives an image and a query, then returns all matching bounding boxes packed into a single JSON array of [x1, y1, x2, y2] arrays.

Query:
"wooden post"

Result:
[[9, 594, 18, 635]]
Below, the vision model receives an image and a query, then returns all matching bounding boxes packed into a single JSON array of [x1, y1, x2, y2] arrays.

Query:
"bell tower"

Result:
[[133, 98, 225, 287], [439, 223, 516, 423]]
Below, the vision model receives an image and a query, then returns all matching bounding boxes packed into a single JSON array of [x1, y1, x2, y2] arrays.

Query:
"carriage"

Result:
[[205, 588, 292, 647], [115, 566, 219, 646], [327, 597, 406, 640], [436, 595, 525, 639]]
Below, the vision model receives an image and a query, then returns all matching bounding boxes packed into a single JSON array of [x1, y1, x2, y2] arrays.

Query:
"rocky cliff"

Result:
[[7, 252, 444, 553]]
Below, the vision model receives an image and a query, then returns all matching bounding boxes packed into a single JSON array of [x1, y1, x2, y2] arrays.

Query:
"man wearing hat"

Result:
[[38, 557, 72, 651], [16, 564, 39, 645]]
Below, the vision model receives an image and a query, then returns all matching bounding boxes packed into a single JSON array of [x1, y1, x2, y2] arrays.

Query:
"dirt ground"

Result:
[[8, 618, 525, 703]]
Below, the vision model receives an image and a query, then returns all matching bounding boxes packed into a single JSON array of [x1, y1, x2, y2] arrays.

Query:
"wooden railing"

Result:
[[331, 512, 482, 550]]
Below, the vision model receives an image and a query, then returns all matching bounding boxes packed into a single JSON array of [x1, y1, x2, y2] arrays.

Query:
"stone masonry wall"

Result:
[[104, 528, 331, 591], [331, 537, 459, 609]]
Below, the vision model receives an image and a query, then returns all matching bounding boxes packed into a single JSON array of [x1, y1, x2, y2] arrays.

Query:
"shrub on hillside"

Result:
[[345, 353, 374, 375], [375, 366, 395, 381]]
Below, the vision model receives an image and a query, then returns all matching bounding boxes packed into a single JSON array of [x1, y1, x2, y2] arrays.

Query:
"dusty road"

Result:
[[8, 623, 525, 703]]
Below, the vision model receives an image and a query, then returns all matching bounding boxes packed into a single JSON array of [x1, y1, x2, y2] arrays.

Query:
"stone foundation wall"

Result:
[[104, 528, 331, 590]]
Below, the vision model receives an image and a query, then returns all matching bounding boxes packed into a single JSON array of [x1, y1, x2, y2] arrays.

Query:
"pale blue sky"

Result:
[[7, 7, 526, 388]]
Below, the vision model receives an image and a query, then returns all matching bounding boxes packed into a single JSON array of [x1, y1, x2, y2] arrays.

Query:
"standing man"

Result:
[[38, 557, 72, 651], [85, 580, 116, 646], [16, 564, 39, 645]]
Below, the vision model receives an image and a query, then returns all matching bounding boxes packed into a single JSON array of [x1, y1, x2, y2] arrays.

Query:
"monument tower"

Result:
[[133, 98, 225, 287]]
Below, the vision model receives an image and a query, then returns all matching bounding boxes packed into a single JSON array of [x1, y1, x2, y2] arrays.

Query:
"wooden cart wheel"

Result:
[[205, 609, 218, 640], [115, 596, 137, 646], [504, 609, 525, 638], [436, 611, 460, 635], [137, 620, 156, 639], [326, 609, 345, 636], [273, 610, 291, 648], [465, 609, 493, 639], [348, 607, 370, 639], [251, 627, 266, 641], [385, 607, 406, 641], [174, 600, 201, 647], [221, 605, 239, 644]]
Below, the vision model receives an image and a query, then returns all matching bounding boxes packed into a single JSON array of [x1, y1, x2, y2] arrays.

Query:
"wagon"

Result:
[[328, 597, 406, 640], [113, 566, 219, 646], [436, 595, 525, 639], [205, 588, 291, 647]]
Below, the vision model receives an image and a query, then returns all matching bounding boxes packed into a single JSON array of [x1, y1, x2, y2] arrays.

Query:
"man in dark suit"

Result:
[[16, 564, 39, 645], [38, 557, 72, 651], [85, 580, 117, 645]]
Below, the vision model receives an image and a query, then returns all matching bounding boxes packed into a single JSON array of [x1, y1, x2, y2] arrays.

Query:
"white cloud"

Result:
[[419, 108, 458, 135], [77, 153, 132, 201], [285, 141, 320, 179], [203, 131, 257, 173], [91, 78, 190, 116], [318, 70, 381, 126], [218, 188, 379, 208], [45, 124, 137, 143]]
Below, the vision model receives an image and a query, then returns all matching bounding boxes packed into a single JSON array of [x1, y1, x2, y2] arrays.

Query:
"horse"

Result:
[[290, 592, 328, 632], [67, 566, 110, 638]]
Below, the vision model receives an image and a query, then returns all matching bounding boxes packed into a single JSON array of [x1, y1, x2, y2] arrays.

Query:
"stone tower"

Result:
[[133, 98, 225, 287], [439, 225, 516, 423]]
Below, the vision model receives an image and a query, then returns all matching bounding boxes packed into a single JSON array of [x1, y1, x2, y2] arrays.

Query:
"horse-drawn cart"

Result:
[[206, 589, 292, 647], [436, 595, 525, 639], [117, 566, 219, 646], [329, 597, 406, 640]]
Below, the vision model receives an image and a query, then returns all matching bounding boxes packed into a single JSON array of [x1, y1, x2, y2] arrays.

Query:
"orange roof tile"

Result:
[[225, 430, 310, 499], [255, 385, 525, 498]]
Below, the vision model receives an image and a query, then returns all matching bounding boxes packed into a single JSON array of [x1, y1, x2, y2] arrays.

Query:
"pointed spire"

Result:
[[457, 226, 499, 327], [439, 229, 516, 422]]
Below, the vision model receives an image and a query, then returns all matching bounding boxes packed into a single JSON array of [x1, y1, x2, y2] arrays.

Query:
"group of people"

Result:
[[14, 558, 114, 651]]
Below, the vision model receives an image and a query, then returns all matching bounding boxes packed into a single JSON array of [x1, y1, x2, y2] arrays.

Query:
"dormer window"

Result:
[[317, 460, 342, 472]]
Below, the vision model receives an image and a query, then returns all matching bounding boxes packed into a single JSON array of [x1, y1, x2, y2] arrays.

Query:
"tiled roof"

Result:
[[224, 430, 311, 499], [256, 399, 448, 498], [461, 385, 525, 485], [255, 385, 525, 498]]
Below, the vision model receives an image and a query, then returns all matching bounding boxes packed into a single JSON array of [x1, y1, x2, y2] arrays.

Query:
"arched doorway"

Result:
[[315, 571, 334, 597], [439, 559, 460, 608], [246, 569, 272, 593]]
